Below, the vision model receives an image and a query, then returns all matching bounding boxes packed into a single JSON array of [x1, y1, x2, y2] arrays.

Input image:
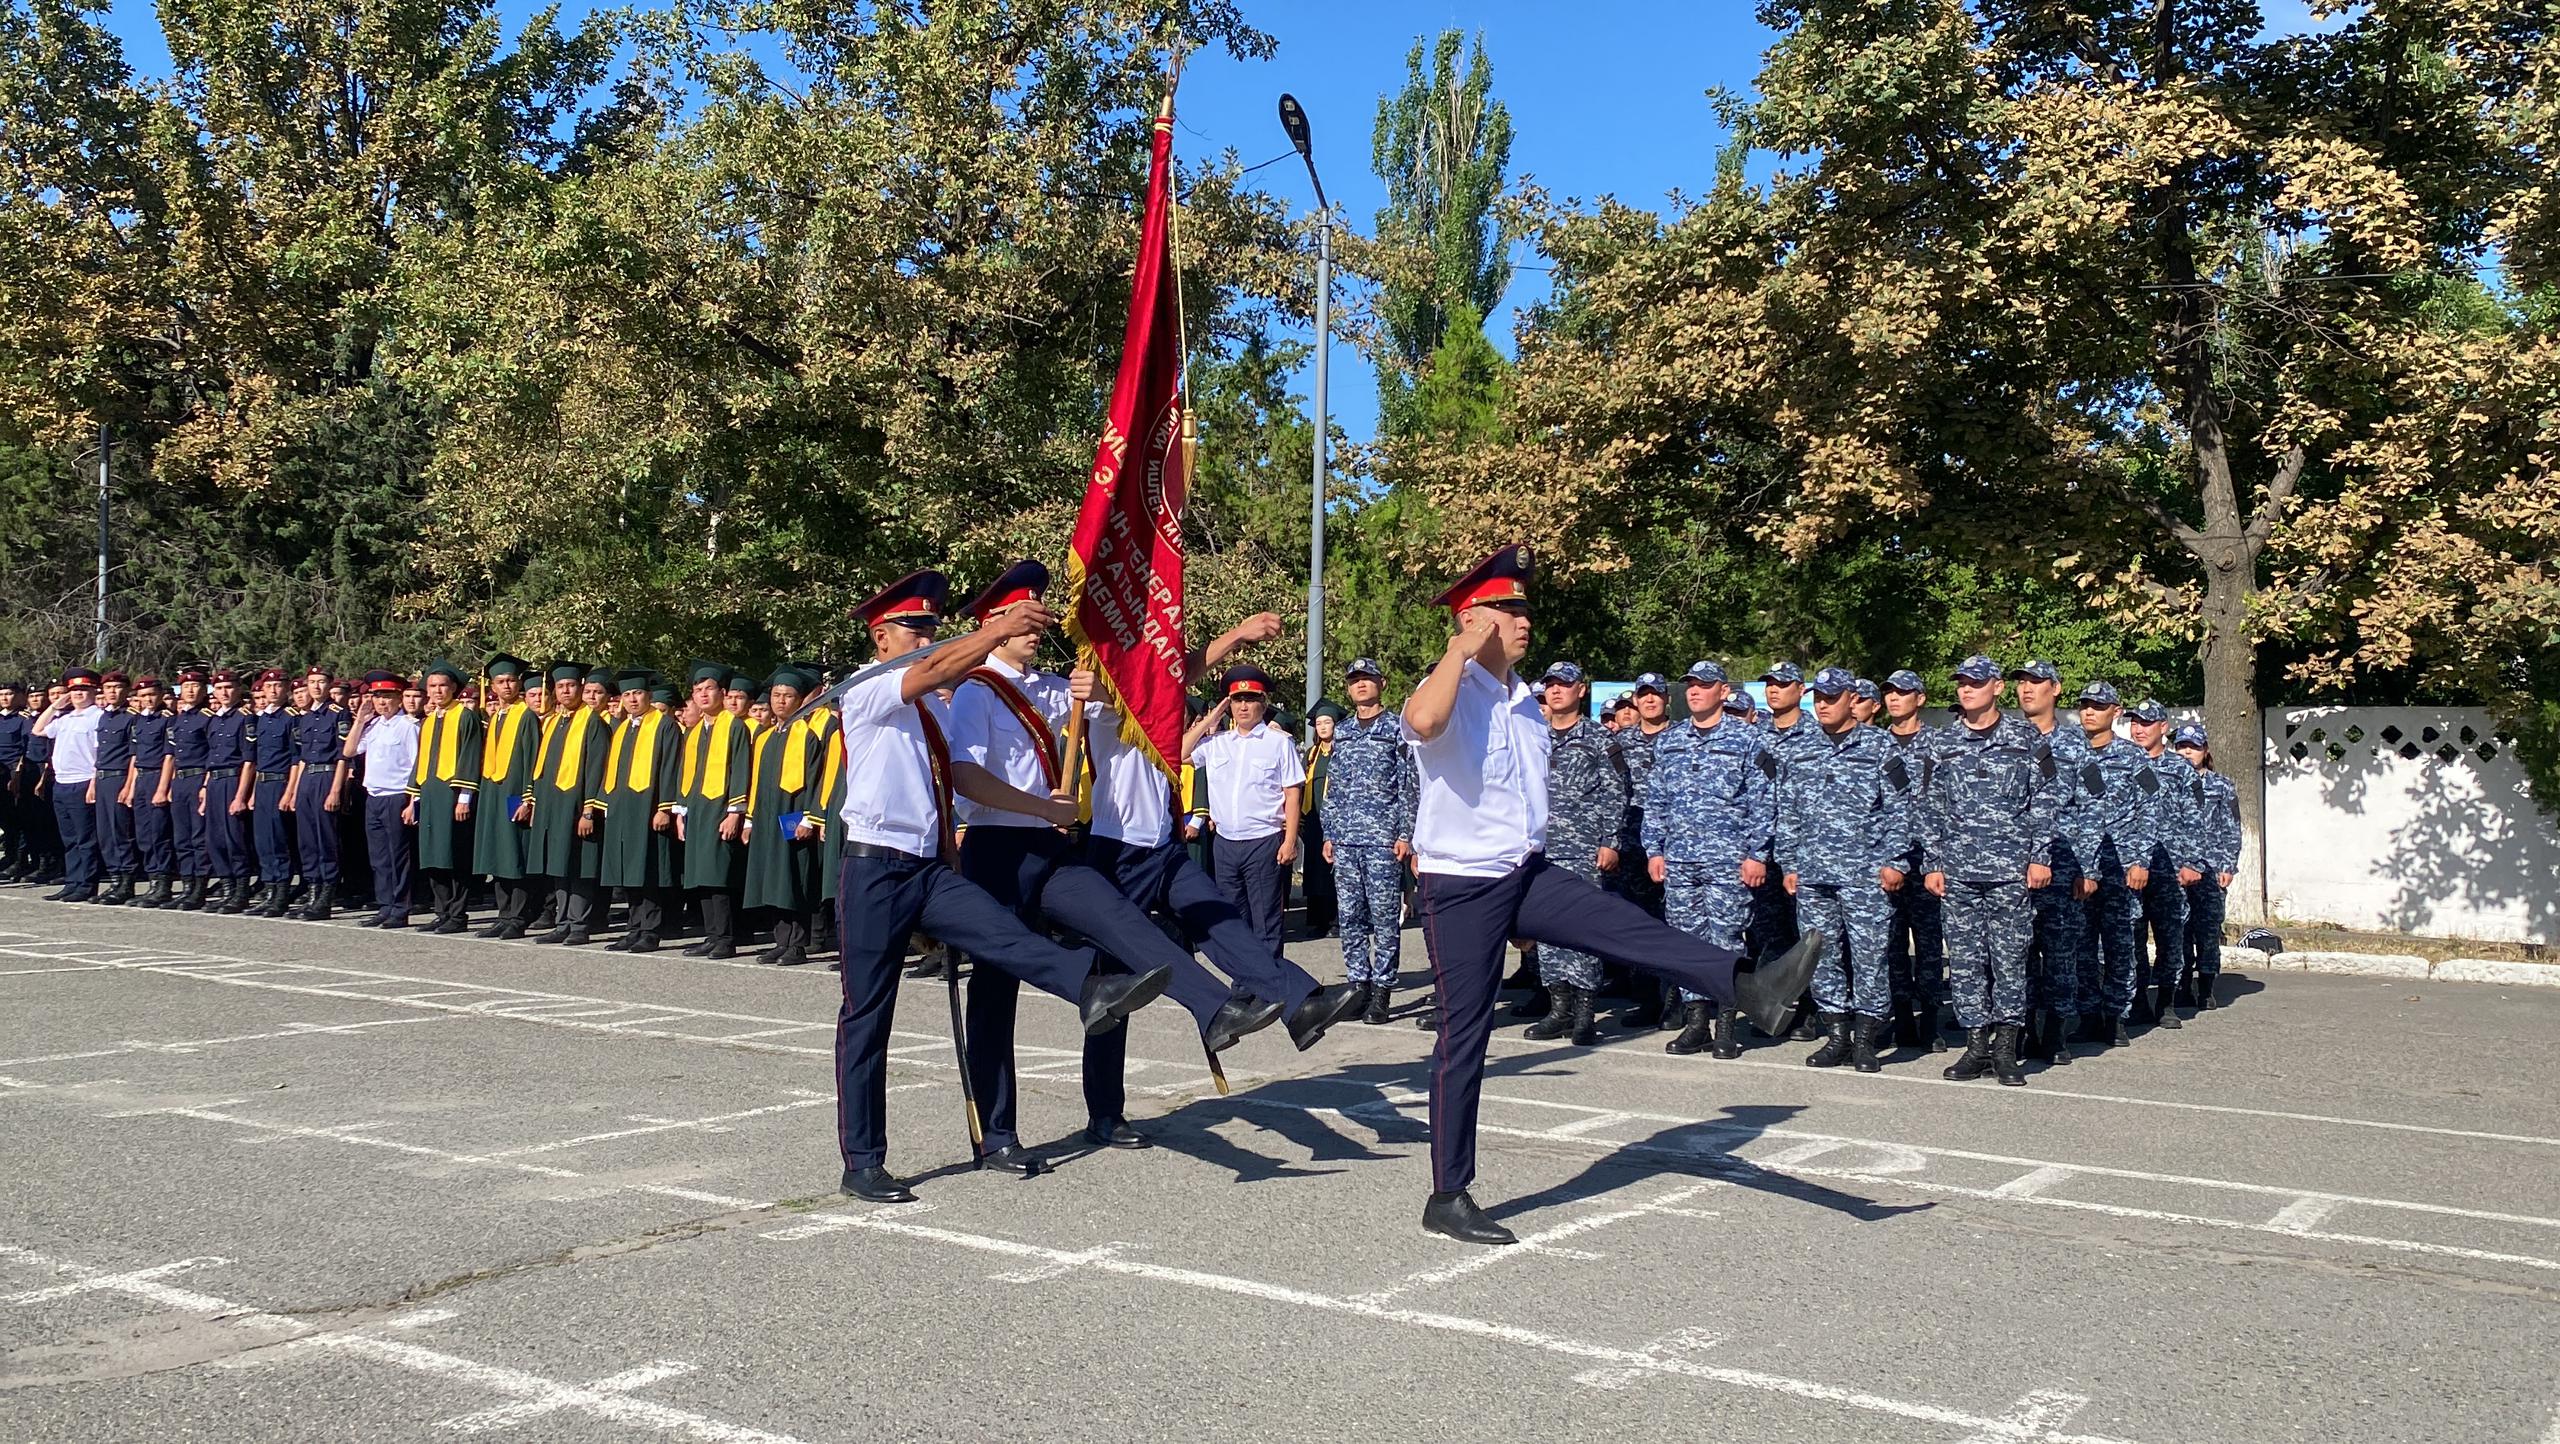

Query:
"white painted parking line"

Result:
[[1958, 1390, 2095, 1444], [437, 1358, 699, 1434], [1351, 1186, 1713, 1306], [1990, 1165, 2081, 1200], [0, 1016, 445, 1067], [990, 1241, 1135, 1285], [2266, 1197, 2345, 1232], [1572, 1326, 1724, 1390], [481, 1096, 834, 1159], [3, 1255, 228, 1306]]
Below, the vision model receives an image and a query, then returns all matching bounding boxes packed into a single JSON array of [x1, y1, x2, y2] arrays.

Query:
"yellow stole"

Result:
[[681, 712, 738, 799], [481, 701, 529, 781], [605, 711, 662, 794], [779, 712, 834, 794], [414, 703, 472, 786], [544, 707, 595, 790]]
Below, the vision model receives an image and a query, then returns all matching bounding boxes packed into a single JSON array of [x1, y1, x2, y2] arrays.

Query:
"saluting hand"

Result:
[[1231, 613, 1285, 647], [1444, 613, 1500, 666], [987, 601, 1059, 643]]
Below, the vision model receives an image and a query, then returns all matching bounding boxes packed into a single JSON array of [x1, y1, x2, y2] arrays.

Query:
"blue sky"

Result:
[[91, 0, 2343, 446]]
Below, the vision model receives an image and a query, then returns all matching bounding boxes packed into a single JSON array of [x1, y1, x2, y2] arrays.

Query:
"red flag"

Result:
[[1063, 91, 1189, 779]]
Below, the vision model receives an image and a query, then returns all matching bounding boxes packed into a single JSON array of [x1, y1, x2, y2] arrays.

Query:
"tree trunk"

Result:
[[2197, 553, 2266, 924]]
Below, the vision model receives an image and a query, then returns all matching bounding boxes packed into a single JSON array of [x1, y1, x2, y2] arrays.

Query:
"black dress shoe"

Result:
[[1422, 1190, 1517, 1246], [1734, 931, 1826, 1037], [682, 940, 712, 957], [1284, 982, 1367, 1051], [432, 916, 470, 935], [355, 913, 383, 928], [626, 933, 661, 954], [977, 1143, 1043, 1177], [1203, 994, 1284, 1053], [377, 915, 409, 930], [1084, 1120, 1151, 1150], [492, 921, 528, 941], [535, 927, 573, 945], [840, 1166, 917, 1203], [561, 930, 592, 946], [606, 933, 635, 952], [705, 942, 737, 960], [1078, 965, 1172, 1035]]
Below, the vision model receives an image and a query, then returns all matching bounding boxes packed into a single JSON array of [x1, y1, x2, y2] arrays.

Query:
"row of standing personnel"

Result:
[[1307, 654, 2243, 1087], [0, 660, 866, 966]]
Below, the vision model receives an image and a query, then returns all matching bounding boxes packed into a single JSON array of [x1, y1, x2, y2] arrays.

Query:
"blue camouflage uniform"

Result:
[[1643, 664, 1774, 1005], [1613, 674, 1674, 918], [1319, 689, 1415, 988], [1773, 675, 1908, 1022], [2064, 682, 2155, 1020], [1879, 670, 1945, 1014], [2010, 661, 2089, 1026], [1752, 663, 1823, 961], [2128, 701, 2204, 997], [2174, 723, 2240, 992], [1918, 664, 2060, 1031], [1537, 677, 1634, 991]]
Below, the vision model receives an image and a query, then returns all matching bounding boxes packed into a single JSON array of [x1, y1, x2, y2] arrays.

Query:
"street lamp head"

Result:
[[1278, 94, 1312, 158]]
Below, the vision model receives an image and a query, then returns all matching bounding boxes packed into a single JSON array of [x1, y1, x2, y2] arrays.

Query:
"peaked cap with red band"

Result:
[[362, 669, 404, 694], [964, 558, 1049, 621], [1436, 543, 1534, 613], [1220, 664, 1273, 698], [854, 569, 950, 627], [61, 668, 101, 689]]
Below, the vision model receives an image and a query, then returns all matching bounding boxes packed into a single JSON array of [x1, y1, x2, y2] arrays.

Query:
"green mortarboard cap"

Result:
[[545, 660, 587, 685], [485, 653, 530, 679], [726, 670, 754, 692], [650, 682, 678, 704], [616, 669, 651, 695], [765, 667, 808, 693], [423, 658, 468, 686], [688, 660, 729, 687]]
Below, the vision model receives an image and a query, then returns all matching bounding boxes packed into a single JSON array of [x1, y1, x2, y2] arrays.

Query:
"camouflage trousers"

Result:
[[1798, 881, 1893, 1020], [1333, 843, 1406, 985], [1535, 844, 1612, 990], [1888, 883, 1946, 1007], [1747, 876, 1798, 964], [1943, 878, 2033, 1028], [2027, 865, 2087, 1019], [2183, 876, 2226, 982], [2133, 866, 2188, 993], [2082, 879, 2144, 1018], [1663, 860, 1750, 1004]]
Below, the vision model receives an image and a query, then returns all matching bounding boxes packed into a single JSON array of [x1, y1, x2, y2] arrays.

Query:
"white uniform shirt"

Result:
[[354, 711, 420, 796], [1085, 705, 1176, 848], [1189, 721, 1305, 843], [836, 665, 947, 857], [47, 705, 102, 784], [1408, 660, 1549, 878], [948, 657, 1070, 831]]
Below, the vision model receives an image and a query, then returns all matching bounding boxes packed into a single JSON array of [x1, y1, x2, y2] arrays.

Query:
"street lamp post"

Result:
[[1278, 94, 1329, 728], [94, 423, 110, 666]]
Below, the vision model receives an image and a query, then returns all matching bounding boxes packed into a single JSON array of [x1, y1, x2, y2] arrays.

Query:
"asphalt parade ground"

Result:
[[2, 892, 2556, 1444]]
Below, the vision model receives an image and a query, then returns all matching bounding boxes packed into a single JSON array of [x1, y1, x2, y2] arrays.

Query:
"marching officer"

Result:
[[409, 660, 482, 933], [1643, 660, 1774, 1058], [125, 676, 177, 907], [527, 661, 609, 945], [599, 670, 681, 952], [1775, 667, 1909, 1072], [1919, 655, 2061, 1086], [1319, 657, 1415, 1024], [676, 662, 753, 958]]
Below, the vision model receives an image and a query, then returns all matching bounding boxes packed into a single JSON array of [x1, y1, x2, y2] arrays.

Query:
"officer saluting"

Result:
[[1401, 546, 1822, 1245]]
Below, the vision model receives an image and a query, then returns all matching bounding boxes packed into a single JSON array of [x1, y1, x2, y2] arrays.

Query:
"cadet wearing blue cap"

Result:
[[1850, 678, 1882, 725], [1320, 656, 1416, 1023], [1878, 668, 1946, 1048], [2008, 659, 2087, 1062], [1403, 545, 1822, 1244], [2126, 699, 2206, 1026], [1754, 663, 1819, 1005], [1645, 659, 1777, 1056], [1518, 661, 1632, 1047], [2071, 681, 2156, 1044], [1919, 655, 2060, 1086], [1775, 667, 1909, 1071], [2170, 723, 2239, 1008], [1607, 670, 1677, 1016]]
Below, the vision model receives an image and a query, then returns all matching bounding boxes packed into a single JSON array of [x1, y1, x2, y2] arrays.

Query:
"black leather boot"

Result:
[[1523, 984, 1577, 1041], [2193, 972, 2218, 1009], [1664, 1000, 1713, 1055], [1850, 1015, 1884, 1073], [2042, 1009, 2074, 1065], [218, 879, 252, 915], [97, 873, 136, 907], [1925, 1000, 1951, 1053], [1361, 983, 1391, 1025], [141, 873, 174, 908], [1992, 1023, 2027, 1086], [1891, 995, 1925, 1049], [2019, 1007, 2054, 1060], [1620, 980, 1666, 1031], [254, 882, 291, 917], [2111, 1015, 2133, 1047], [1943, 1027, 1994, 1081], [2153, 982, 2183, 1028], [1790, 996, 1822, 1041], [298, 883, 335, 922], [1567, 985, 1599, 1046], [1804, 1011, 1853, 1068], [1710, 1008, 1745, 1059], [177, 876, 208, 911]]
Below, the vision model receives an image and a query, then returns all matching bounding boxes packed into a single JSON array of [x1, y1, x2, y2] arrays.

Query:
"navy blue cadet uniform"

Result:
[[1773, 669, 1909, 1027], [1318, 659, 1415, 989], [292, 694, 353, 887], [1643, 662, 1772, 1008], [826, 571, 1149, 1192], [202, 680, 253, 887], [946, 561, 1256, 1156], [169, 675, 213, 884], [1406, 548, 1800, 1223], [1917, 657, 2060, 1037], [2126, 699, 2203, 1000], [2173, 722, 2240, 996], [91, 679, 137, 882], [2009, 661, 2090, 1029], [244, 679, 297, 887], [128, 689, 175, 882], [24, 713, 62, 882], [1531, 662, 1631, 992], [0, 692, 28, 875]]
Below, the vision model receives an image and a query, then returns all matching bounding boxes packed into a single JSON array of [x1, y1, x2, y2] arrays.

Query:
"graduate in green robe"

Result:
[[406, 659, 483, 934], [677, 662, 752, 959], [472, 654, 544, 938], [599, 671, 681, 952], [527, 661, 610, 945], [741, 666, 832, 966]]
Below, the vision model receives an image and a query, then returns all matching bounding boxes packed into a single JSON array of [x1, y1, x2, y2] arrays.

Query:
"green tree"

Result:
[[1369, 29, 1514, 437]]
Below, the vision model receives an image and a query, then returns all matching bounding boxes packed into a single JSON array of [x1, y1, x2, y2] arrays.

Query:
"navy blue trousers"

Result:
[[295, 770, 340, 883], [1209, 830, 1289, 958], [170, 775, 207, 877], [52, 783, 99, 888], [132, 790, 173, 875], [832, 847, 1097, 1171], [251, 775, 292, 881], [961, 826, 1232, 1150], [1082, 834, 1319, 1008], [205, 779, 250, 878], [93, 768, 135, 875], [364, 792, 412, 918], [1420, 853, 1742, 1193]]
